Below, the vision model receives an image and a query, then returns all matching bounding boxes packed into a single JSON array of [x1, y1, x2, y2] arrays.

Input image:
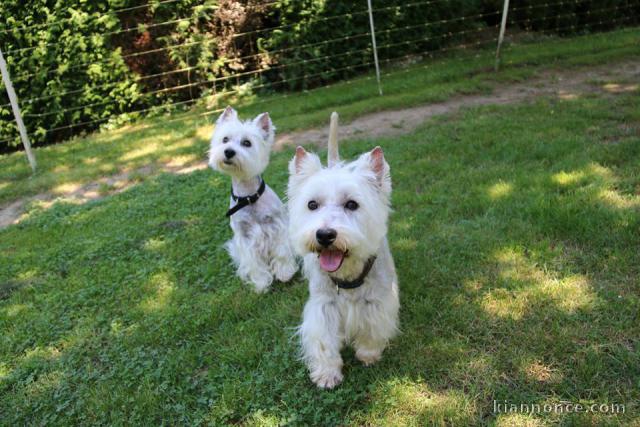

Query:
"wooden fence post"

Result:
[[0, 48, 37, 173]]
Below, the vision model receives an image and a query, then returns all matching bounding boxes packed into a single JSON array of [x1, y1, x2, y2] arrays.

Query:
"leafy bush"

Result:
[[0, 0, 272, 150], [0, 0, 142, 149], [1, 0, 637, 151], [262, 0, 492, 91], [509, 0, 640, 35]]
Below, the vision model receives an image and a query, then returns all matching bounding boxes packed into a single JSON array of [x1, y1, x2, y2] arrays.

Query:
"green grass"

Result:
[[0, 27, 639, 206], [1, 70, 640, 424]]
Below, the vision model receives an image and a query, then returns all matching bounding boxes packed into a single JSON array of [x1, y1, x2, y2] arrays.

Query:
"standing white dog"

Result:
[[287, 113, 399, 388], [208, 106, 297, 293]]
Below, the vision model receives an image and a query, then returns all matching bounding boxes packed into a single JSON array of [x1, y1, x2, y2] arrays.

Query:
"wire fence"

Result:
[[1, 0, 638, 163]]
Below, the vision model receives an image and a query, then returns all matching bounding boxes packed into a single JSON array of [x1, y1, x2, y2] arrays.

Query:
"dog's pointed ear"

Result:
[[253, 112, 275, 143], [290, 146, 321, 175], [288, 147, 322, 195], [293, 146, 307, 174], [217, 106, 238, 124], [358, 146, 391, 194], [289, 146, 322, 185]]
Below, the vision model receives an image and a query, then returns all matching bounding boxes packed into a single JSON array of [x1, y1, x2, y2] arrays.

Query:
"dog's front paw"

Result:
[[355, 348, 382, 366], [250, 273, 273, 293], [274, 260, 297, 283], [310, 367, 343, 389]]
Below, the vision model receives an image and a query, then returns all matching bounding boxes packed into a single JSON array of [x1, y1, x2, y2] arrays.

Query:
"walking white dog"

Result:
[[287, 112, 399, 388], [208, 106, 297, 293]]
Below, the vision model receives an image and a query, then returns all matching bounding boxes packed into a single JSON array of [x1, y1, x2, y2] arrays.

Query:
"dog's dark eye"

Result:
[[308, 200, 318, 210], [222, 136, 229, 143], [345, 200, 359, 211], [241, 139, 252, 147]]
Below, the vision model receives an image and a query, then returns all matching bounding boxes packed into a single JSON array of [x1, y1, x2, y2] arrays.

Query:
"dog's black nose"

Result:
[[316, 228, 337, 247], [224, 148, 236, 159]]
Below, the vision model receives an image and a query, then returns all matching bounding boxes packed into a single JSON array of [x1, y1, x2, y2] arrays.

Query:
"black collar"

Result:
[[330, 256, 377, 290], [226, 178, 266, 217]]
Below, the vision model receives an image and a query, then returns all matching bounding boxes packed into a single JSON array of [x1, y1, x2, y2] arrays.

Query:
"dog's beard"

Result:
[[218, 161, 237, 172], [213, 156, 247, 177]]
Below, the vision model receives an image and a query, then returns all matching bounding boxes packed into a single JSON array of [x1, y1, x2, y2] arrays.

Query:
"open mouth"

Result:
[[318, 249, 347, 272], [222, 159, 234, 165]]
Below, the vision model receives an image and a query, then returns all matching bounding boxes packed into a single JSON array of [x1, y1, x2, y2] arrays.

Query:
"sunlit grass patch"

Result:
[[520, 359, 563, 385], [551, 170, 587, 187], [488, 181, 514, 200], [481, 249, 597, 319], [494, 413, 546, 427], [359, 379, 477, 426], [138, 273, 176, 313]]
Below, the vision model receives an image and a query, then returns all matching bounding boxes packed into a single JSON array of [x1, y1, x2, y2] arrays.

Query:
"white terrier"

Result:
[[208, 106, 297, 293], [287, 113, 399, 389]]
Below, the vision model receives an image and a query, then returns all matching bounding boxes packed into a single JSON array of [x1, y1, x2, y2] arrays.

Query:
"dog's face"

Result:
[[288, 146, 391, 274], [208, 107, 275, 179]]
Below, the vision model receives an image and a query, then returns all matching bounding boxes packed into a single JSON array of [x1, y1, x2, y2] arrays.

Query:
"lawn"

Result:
[[1, 31, 640, 425]]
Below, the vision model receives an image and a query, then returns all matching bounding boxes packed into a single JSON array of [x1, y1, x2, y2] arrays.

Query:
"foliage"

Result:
[[263, 0, 488, 90], [508, 0, 640, 35], [0, 0, 638, 150], [0, 0, 142, 148], [0, 0, 272, 150]]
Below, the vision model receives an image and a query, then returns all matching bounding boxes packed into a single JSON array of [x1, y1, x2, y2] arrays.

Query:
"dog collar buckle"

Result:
[[248, 193, 259, 204]]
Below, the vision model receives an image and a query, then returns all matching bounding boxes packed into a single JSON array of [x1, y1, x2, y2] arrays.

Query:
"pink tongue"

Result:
[[319, 249, 345, 272]]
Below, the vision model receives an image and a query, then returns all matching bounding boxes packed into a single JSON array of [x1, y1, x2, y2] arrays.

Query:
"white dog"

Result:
[[208, 106, 297, 293], [287, 113, 399, 388]]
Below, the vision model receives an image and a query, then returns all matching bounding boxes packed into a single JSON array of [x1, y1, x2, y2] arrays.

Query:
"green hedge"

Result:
[[263, 0, 488, 91], [1, 0, 637, 151], [509, 0, 640, 34], [0, 0, 141, 149]]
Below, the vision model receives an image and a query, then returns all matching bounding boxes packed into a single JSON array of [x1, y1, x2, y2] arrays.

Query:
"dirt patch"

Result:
[[1, 61, 639, 229], [275, 61, 640, 149], [0, 163, 208, 229]]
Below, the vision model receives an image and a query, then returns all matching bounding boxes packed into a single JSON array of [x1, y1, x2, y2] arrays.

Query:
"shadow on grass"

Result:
[[1, 93, 639, 425]]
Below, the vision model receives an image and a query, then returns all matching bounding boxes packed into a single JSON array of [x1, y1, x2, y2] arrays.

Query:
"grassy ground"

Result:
[[0, 28, 639, 206], [1, 57, 639, 424]]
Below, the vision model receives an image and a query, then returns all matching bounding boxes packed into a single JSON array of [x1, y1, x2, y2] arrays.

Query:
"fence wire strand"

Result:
[[0, 0, 185, 36], [27, 23, 499, 121], [8, 0, 464, 82], [17, 8, 504, 104], [1, 0, 637, 147]]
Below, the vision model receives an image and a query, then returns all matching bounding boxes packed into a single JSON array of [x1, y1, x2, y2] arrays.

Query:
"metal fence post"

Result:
[[0, 48, 37, 173], [495, 0, 511, 72], [367, 0, 383, 96]]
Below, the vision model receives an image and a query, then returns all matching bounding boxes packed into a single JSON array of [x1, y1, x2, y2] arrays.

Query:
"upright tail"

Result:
[[327, 112, 339, 167]]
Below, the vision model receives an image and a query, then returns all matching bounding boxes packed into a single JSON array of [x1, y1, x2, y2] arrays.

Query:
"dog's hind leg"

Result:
[[227, 235, 273, 293], [299, 296, 344, 389]]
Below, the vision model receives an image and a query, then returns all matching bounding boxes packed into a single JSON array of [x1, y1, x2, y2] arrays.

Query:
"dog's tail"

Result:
[[327, 112, 339, 167]]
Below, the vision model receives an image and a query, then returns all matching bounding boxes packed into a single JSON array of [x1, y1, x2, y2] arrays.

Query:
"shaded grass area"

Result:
[[1, 87, 639, 424], [0, 27, 639, 206]]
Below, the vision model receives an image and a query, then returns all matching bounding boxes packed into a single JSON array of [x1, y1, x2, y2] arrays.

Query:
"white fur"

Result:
[[209, 107, 297, 293], [287, 144, 399, 389]]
